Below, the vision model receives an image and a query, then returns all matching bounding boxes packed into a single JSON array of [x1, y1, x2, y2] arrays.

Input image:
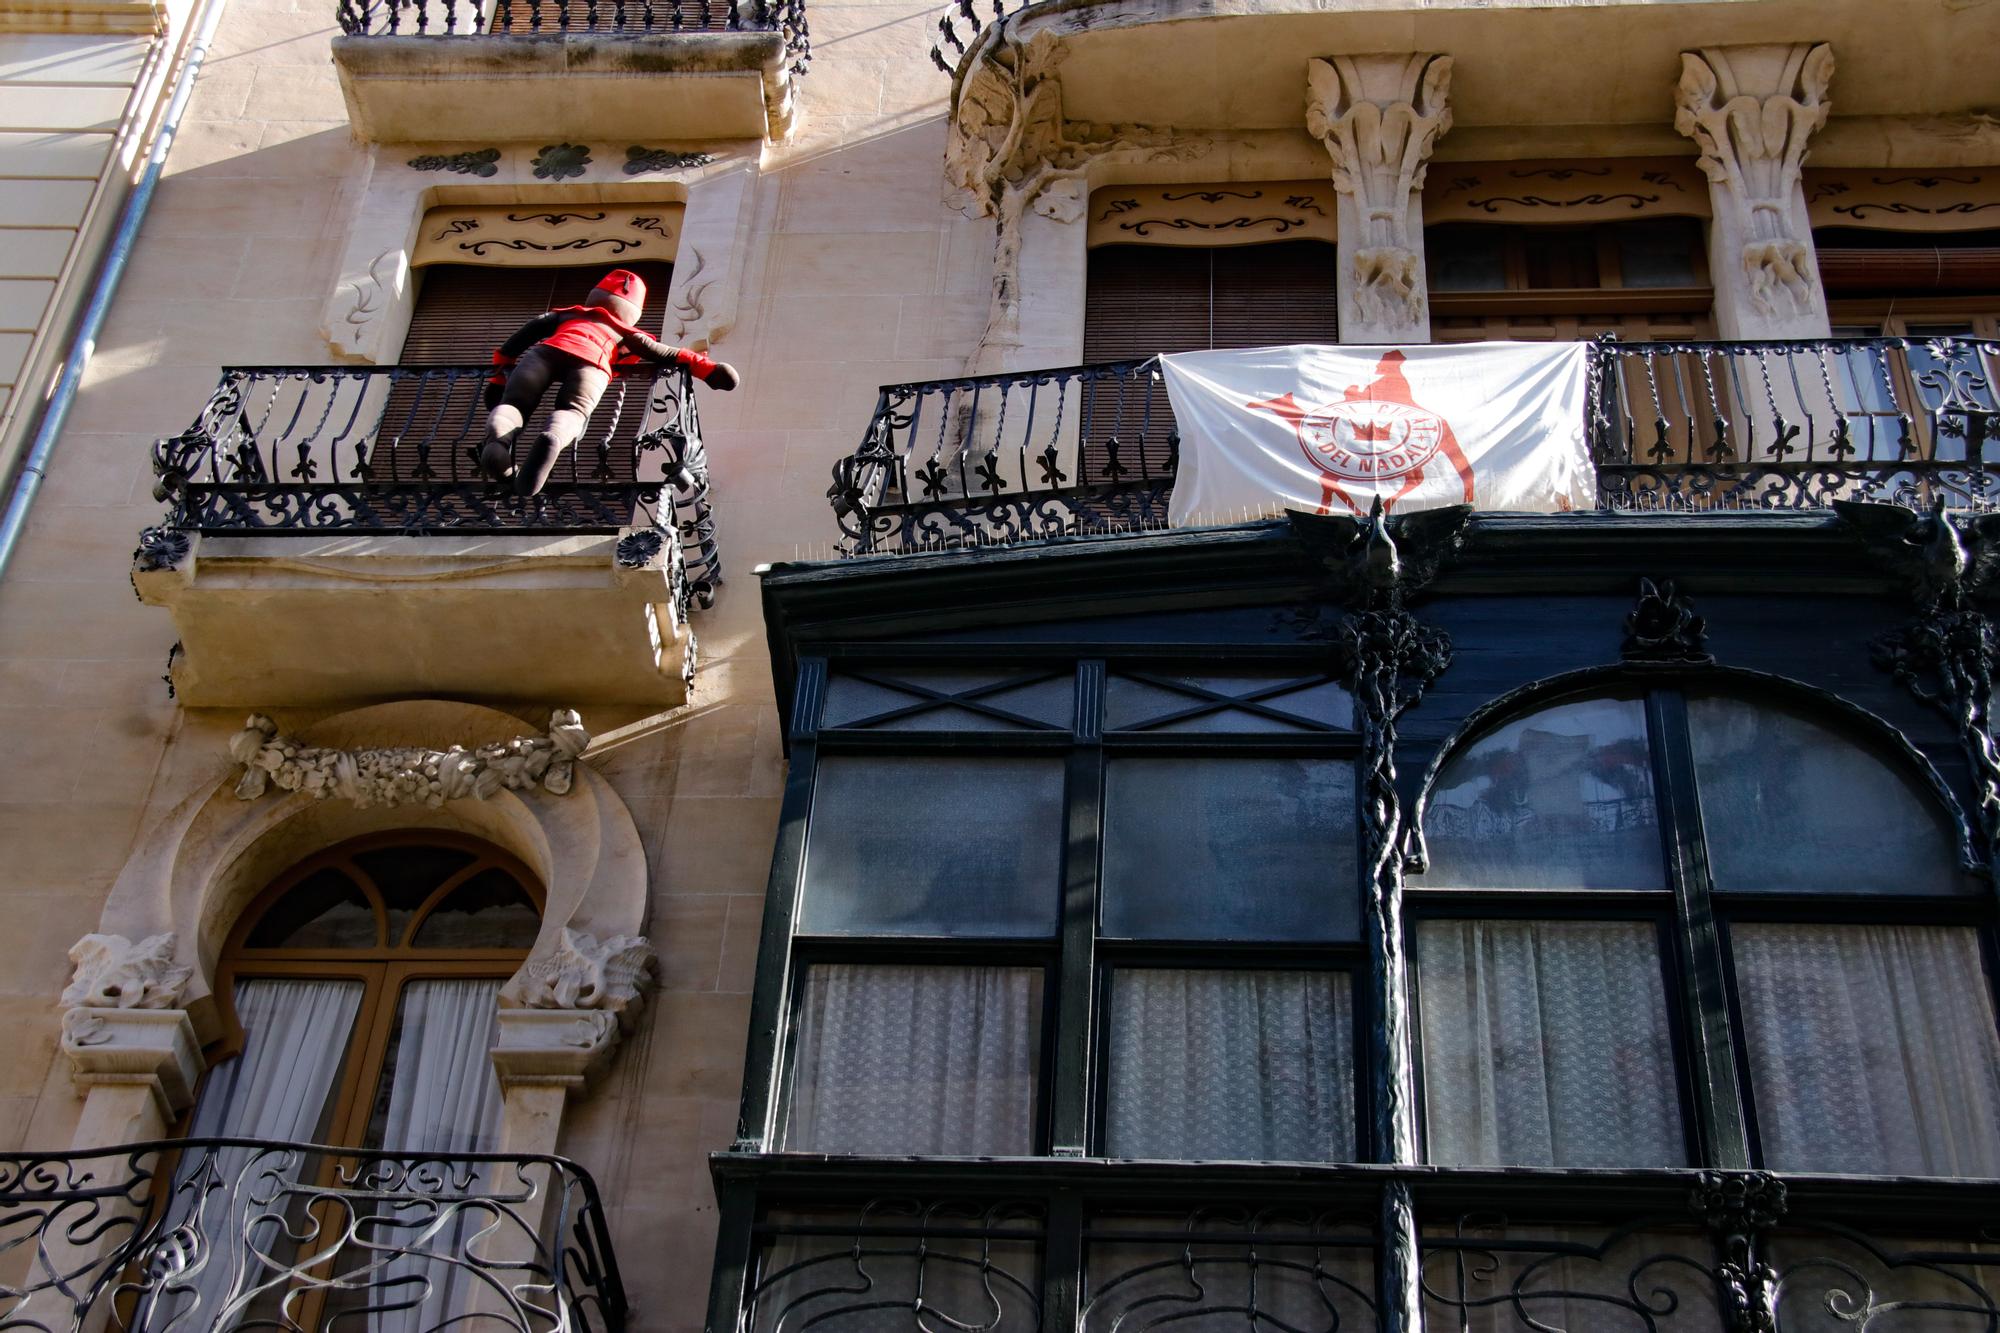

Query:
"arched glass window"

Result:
[[192, 832, 541, 1155], [1411, 685, 2000, 1178]]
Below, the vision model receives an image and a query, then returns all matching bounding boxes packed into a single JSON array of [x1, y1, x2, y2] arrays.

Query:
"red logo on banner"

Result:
[[1244, 350, 1476, 515]]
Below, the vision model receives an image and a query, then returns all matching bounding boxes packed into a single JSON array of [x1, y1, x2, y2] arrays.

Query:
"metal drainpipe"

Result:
[[0, 0, 230, 580]]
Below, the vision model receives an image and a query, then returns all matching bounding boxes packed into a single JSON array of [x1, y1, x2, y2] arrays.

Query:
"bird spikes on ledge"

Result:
[[229, 710, 590, 808]]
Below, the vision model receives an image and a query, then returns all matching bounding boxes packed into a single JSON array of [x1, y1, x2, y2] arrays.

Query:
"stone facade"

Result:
[[0, 0, 1993, 1327]]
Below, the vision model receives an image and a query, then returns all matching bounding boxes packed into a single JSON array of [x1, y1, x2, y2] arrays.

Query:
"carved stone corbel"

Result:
[[1675, 43, 1834, 338], [502, 927, 656, 1028], [489, 1009, 621, 1094], [947, 29, 1203, 372], [1306, 54, 1452, 344], [61, 933, 193, 1010], [60, 1008, 202, 1119]]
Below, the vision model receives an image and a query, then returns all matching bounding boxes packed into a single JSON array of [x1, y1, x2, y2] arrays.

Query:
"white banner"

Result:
[[1160, 342, 1595, 522]]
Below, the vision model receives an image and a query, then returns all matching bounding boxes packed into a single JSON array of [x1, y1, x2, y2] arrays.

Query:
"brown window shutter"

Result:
[[1817, 246, 2000, 296], [1210, 240, 1339, 348], [378, 262, 675, 489]]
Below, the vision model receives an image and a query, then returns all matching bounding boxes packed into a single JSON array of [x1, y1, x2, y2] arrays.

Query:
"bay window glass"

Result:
[[1688, 696, 1962, 893], [786, 964, 1044, 1155], [1105, 969, 1353, 1161], [1423, 695, 1661, 890], [1416, 919, 1683, 1167], [800, 756, 1064, 936], [1731, 923, 2000, 1176], [1102, 757, 1356, 940]]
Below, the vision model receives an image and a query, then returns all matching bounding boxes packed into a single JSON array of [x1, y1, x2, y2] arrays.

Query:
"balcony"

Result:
[[0, 1137, 624, 1330], [711, 1154, 2000, 1331], [331, 0, 807, 142], [135, 364, 711, 707], [825, 337, 2000, 557]]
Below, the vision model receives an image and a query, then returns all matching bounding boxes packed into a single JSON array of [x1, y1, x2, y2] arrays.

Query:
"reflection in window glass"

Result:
[[801, 757, 1064, 936], [1417, 919, 1684, 1168], [1422, 696, 1662, 890], [1102, 758, 1357, 940], [244, 868, 379, 948], [786, 964, 1043, 1155], [1733, 923, 2000, 1177], [1105, 969, 1352, 1162], [1688, 697, 1962, 893], [411, 869, 541, 949]]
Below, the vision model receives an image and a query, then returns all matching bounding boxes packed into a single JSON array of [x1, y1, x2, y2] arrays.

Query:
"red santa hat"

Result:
[[586, 269, 647, 325]]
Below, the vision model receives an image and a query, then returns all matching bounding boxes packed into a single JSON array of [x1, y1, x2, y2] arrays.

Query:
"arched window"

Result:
[[1410, 684, 2000, 1179], [191, 832, 542, 1156]]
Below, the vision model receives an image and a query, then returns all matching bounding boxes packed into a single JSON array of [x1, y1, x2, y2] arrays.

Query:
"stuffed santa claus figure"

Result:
[[479, 268, 739, 496]]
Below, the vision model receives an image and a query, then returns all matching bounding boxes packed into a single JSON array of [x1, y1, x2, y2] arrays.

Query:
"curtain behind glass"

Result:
[[1733, 923, 2000, 1176], [1105, 970, 1352, 1162], [787, 964, 1042, 1155], [369, 978, 507, 1333], [157, 979, 364, 1328], [1417, 920, 1684, 1167]]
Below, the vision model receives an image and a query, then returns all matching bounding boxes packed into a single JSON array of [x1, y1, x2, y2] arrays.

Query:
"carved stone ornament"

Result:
[[947, 29, 1203, 371], [406, 148, 500, 177], [132, 525, 191, 574], [1306, 53, 1452, 338], [60, 1007, 202, 1115], [490, 1009, 621, 1090], [61, 933, 193, 1010], [1623, 577, 1711, 663], [624, 146, 714, 175], [531, 143, 592, 181], [506, 928, 655, 1021], [615, 528, 667, 569], [411, 204, 682, 268], [1675, 43, 1833, 321], [229, 709, 591, 807]]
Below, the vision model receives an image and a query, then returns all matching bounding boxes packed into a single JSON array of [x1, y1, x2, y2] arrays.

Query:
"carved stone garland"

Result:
[[1306, 53, 1452, 343], [947, 29, 1202, 373], [229, 710, 591, 808], [1674, 43, 1834, 333]]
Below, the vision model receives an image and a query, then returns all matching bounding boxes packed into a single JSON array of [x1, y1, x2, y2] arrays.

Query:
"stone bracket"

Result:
[[490, 1008, 621, 1094], [61, 1008, 202, 1119]]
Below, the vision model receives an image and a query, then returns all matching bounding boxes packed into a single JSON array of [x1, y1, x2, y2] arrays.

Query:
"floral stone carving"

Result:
[[1675, 43, 1833, 322], [230, 710, 591, 807], [507, 928, 655, 1019], [1307, 53, 1453, 339], [947, 29, 1201, 372], [62, 933, 192, 1010]]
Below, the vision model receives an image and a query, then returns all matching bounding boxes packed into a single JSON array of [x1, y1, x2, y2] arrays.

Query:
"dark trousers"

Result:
[[480, 343, 612, 496]]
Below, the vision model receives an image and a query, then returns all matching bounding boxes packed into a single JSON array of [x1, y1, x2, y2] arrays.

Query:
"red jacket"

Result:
[[497, 306, 716, 377]]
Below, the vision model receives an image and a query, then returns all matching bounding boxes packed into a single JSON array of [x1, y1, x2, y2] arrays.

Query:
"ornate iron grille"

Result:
[[828, 337, 2000, 556], [715, 1161, 2000, 1333], [334, 0, 810, 72], [0, 1137, 626, 1331], [147, 363, 720, 601]]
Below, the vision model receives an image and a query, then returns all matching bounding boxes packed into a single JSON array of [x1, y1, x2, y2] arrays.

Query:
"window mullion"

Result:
[[1647, 688, 1751, 1168], [1049, 660, 1104, 1156]]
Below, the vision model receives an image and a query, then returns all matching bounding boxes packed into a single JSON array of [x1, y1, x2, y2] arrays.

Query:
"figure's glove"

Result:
[[484, 350, 514, 410], [703, 361, 740, 392]]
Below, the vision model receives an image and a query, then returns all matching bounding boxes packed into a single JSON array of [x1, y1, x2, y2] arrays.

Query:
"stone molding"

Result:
[[410, 202, 685, 268], [1085, 180, 1336, 249], [1804, 167, 2000, 232], [490, 1009, 621, 1092], [1424, 157, 1709, 226], [501, 928, 655, 1026], [948, 29, 1202, 372], [0, 0, 162, 34], [1306, 53, 1452, 343], [1675, 42, 1834, 334], [61, 933, 193, 1010], [229, 710, 590, 807], [60, 1008, 202, 1117]]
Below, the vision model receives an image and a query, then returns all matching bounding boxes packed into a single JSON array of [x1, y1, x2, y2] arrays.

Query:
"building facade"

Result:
[[0, 0, 1993, 1327]]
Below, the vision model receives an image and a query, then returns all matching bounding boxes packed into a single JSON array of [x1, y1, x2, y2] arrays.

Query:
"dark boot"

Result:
[[477, 438, 517, 483], [516, 434, 568, 498]]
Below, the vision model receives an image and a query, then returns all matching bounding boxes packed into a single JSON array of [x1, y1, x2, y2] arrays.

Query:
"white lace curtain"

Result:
[[1733, 923, 2000, 1176], [786, 964, 1042, 1155], [1105, 969, 1352, 1162], [1417, 919, 1684, 1168]]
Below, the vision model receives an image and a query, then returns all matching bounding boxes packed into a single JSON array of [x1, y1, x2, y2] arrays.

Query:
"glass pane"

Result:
[[1422, 696, 1663, 890], [754, 1206, 1042, 1333], [1426, 224, 1510, 292], [800, 757, 1064, 936], [785, 964, 1043, 1155], [364, 977, 505, 1152], [1102, 758, 1357, 941], [1733, 923, 2000, 1176], [411, 868, 541, 949], [244, 867, 380, 948], [1688, 697, 1963, 893], [352, 845, 477, 944], [1616, 219, 1699, 289], [822, 669, 1072, 729], [1105, 970, 1353, 1161], [1422, 1223, 1721, 1332], [1416, 919, 1685, 1168], [1105, 672, 1353, 732]]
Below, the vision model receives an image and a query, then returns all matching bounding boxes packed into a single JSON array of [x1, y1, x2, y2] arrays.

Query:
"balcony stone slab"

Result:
[[134, 529, 696, 708], [332, 30, 792, 143]]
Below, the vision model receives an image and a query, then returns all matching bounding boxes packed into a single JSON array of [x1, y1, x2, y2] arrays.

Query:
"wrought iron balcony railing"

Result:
[[827, 337, 2000, 557], [149, 363, 719, 600], [0, 1137, 625, 1331], [711, 1155, 2000, 1332], [335, 0, 809, 70]]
